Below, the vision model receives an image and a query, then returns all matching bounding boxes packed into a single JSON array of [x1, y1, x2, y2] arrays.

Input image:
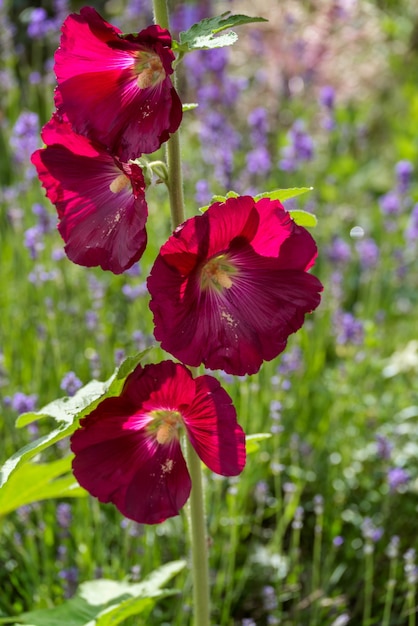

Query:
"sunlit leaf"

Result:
[[246, 433, 272, 454], [0, 351, 148, 492], [288, 210, 318, 228], [254, 187, 313, 202], [174, 12, 267, 52], [0, 456, 85, 516]]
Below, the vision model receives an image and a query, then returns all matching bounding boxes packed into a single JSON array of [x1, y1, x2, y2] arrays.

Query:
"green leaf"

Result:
[[254, 187, 313, 202], [0, 456, 85, 517], [0, 352, 147, 492], [182, 103, 199, 111], [0, 561, 186, 626], [174, 12, 268, 52], [288, 210, 318, 228], [246, 433, 272, 454]]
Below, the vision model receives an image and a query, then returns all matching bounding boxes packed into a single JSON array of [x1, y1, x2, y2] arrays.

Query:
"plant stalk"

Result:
[[151, 2, 210, 624]]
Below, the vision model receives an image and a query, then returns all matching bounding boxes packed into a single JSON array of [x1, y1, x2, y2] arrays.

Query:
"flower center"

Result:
[[148, 409, 183, 445], [200, 255, 236, 292], [109, 173, 130, 194], [134, 50, 165, 89]]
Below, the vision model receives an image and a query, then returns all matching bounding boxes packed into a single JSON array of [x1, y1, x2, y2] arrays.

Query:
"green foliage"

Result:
[[0, 352, 147, 504], [0, 561, 185, 626], [174, 12, 268, 51]]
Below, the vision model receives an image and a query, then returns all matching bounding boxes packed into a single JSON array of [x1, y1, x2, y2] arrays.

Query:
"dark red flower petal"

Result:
[[54, 7, 182, 160], [70, 361, 245, 524], [183, 375, 246, 476], [31, 115, 148, 274], [148, 196, 323, 375]]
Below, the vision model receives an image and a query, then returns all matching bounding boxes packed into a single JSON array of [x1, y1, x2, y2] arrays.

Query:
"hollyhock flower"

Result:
[[148, 196, 323, 376], [54, 7, 182, 160], [31, 114, 148, 274], [71, 361, 246, 524]]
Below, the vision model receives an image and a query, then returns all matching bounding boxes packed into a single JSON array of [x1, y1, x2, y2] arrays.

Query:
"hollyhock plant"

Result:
[[54, 7, 182, 160], [31, 114, 148, 274], [148, 196, 323, 376], [71, 360, 246, 524]]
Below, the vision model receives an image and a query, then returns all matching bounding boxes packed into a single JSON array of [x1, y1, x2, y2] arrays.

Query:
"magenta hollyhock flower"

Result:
[[54, 7, 182, 160], [148, 196, 323, 376], [71, 361, 246, 524], [31, 114, 148, 274]]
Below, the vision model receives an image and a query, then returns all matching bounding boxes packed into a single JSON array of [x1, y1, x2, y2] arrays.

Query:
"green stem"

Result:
[[151, 2, 208, 624], [186, 438, 211, 626], [152, 0, 185, 227]]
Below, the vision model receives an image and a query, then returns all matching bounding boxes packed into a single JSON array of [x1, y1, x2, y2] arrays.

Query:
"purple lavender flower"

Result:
[[395, 160, 413, 194], [334, 311, 364, 346], [60, 372, 83, 397], [333, 536, 344, 548], [7, 392, 38, 414], [387, 467, 410, 492], [405, 203, 418, 245], [27, 8, 54, 39], [121, 283, 148, 300], [379, 191, 401, 216], [292, 506, 304, 530], [195, 179, 212, 205], [278, 346, 302, 376], [375, 434, 393, 460], [32, 203, 55, 233], [9, 111, 40, 166], [24, 226, 44, 260], [58, 566, 78, 598], [361, 517, 383, 543], [319, 85, 336, 110], [246, 145, 271, 175], [85, 310, 99, 331], [356, 237, 379, 270], [56, 503, 72, 529], [279, 120, 314, 172], [262, 585, 278, 612], [386, 535, 400, 559], [114, 348, 126, 366], [325, 237, 351, 265]]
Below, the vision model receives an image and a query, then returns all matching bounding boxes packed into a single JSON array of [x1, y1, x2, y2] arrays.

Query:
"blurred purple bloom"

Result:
[[356, 237, 379, 270], [24, 226, 44, 260], [277, 346, 303, 376], [319, 85, 336, 110], [395, 160, 413, 193], [85, 310, 99, 331], [262, 585, 278, 612], [10, 111, 40, 165], [279, 120, 314, 172], [121, 283, 147, 300], [376, 434, 393, 460], [56, 503, 72, 529], [7, 392, 38, 414], [114, 348, 126, 366], [27, 8, 54, 39], [334, 311, 364, 345], [387, 467, 410, 492], [379, 191, 401, 216], [362, 517, 383, 543], [60, 372, 83, 397], [32, 202, 56, 233], [325, 237, 351, 265], [333, 535, 344, 547], [195, 179, 212, 205], [246, 145, 271, 175], [386, 535, 400, 559]]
